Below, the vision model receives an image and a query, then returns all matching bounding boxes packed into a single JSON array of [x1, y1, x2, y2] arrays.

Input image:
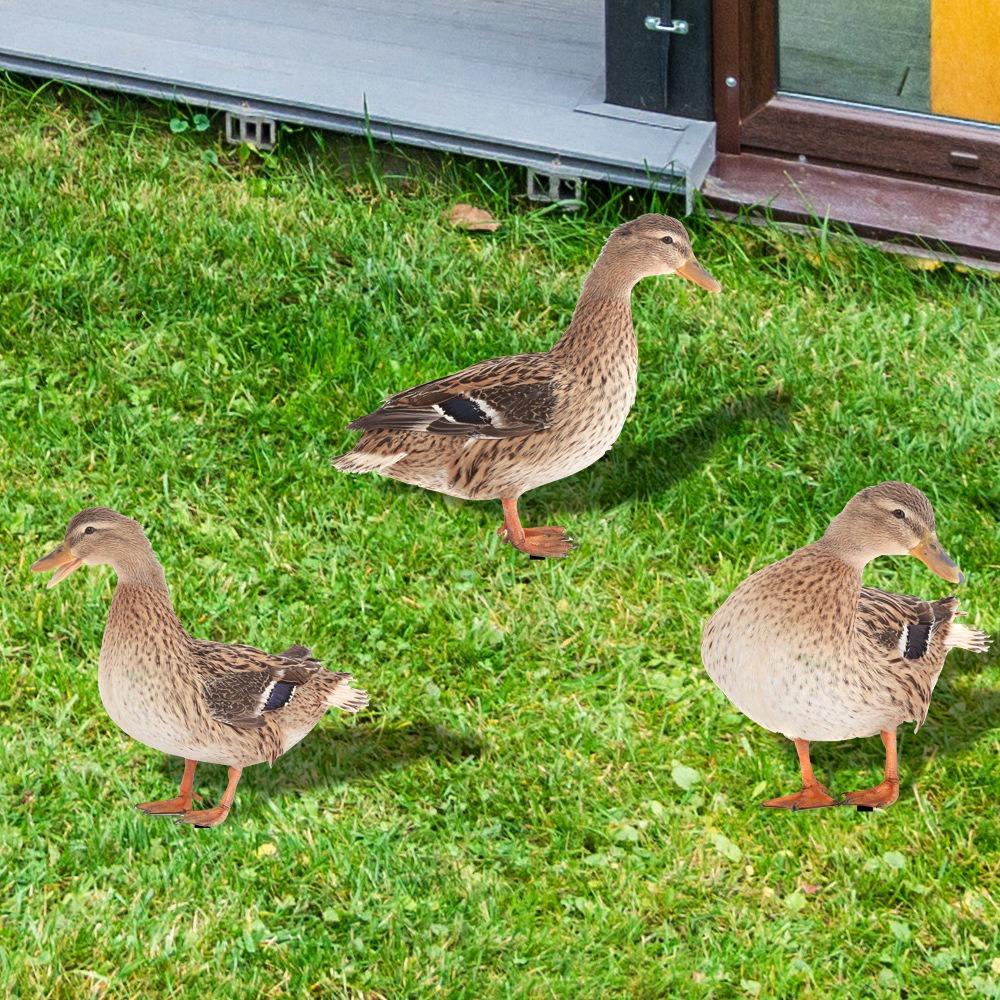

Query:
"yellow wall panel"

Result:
[[931, 0, 1000, 124]]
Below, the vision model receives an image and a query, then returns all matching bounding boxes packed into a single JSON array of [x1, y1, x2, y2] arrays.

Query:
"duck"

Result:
[[333, 214, 721, 558], [701, 482, 989, 811], [31, 507, 369, 828]]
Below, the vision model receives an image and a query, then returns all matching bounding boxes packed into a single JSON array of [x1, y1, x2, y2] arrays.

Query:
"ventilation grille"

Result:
[[526, 170, 584, 209], [224, 112, 277, 150]]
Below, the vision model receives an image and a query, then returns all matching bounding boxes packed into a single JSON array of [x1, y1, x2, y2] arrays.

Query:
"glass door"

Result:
[[778, 0, 1000, 126]]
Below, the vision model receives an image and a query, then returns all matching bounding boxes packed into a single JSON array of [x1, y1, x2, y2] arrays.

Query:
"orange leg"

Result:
[[763, 739, 838, 811], [497, 497, 575, 558], [136, 758, 201, 816], [841, 729, 900, 810], [175, 767, 243, 828]]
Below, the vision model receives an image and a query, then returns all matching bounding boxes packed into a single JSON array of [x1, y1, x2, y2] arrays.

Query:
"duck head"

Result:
[[601, 214, 722, 292], [32, 507, 153, 587], [823, 482, 964, 583]]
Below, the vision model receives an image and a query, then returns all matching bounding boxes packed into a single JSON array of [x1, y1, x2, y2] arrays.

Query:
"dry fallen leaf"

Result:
[[447, 203, 500, 232], [900, 254, 943, 271]]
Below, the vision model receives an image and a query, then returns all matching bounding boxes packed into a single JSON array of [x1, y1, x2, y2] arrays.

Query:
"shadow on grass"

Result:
[[248, 718, 482, 798], [908, 678, 1000, 777], [535, 387, 792, 514], [897, 646, 998, 783]]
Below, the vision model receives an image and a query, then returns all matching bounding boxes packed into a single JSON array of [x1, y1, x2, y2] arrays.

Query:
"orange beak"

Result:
[[676, 257, 722, 293], [909, 535, 964, 585], [31, 543, 83, 588]]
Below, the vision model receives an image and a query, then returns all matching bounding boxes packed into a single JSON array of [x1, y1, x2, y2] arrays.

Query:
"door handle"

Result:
[[644, 15, 688, 34]]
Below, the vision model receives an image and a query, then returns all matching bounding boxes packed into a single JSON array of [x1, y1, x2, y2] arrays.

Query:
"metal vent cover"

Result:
[[224, 112, 277, 150], [526, 169, 584, 208]]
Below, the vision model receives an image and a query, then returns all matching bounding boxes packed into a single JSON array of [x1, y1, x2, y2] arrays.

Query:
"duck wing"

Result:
[[858, 589, 958, 661], [194, 641, 324, 730], [346, 354, 559, 439], [856, 589, 967, 729]]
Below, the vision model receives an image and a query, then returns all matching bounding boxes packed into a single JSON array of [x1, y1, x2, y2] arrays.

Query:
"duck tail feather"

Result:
[[945, 623, 991, 653], [332, 449, 406, 474], [325, 675, 370, 714]]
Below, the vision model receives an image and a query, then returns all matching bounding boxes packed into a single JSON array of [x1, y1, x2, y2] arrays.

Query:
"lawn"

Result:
[[1, 78, 998, 999]]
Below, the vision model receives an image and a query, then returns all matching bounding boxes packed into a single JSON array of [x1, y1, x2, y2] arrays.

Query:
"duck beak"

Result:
[[909, 535, 964, 584], [676, 257, 722, 293], [31, 543, 83, 588]]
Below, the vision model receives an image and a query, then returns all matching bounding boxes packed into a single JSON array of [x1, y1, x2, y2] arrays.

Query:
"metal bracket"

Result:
[[526, 170, 584, 208], [224, 112, 277, 150], [644, 15, 688, 34]]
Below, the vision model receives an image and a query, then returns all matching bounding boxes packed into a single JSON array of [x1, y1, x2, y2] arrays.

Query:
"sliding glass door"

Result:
[[778, 0, 999, 126]]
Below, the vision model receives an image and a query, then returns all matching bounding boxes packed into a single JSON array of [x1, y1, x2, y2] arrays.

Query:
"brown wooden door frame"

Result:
[[711, 0, 1000, 192]]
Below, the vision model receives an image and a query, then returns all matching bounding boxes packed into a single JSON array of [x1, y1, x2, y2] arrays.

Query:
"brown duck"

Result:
[[702, 483, 989, 811], [333, 214, 721, 557], [32, 508, 368, 827]]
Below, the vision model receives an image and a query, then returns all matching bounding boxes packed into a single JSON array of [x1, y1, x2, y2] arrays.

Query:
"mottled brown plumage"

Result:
[[701, 483, 989, 811], [333, 215, 721, 557], [32, 508, 368, 827]]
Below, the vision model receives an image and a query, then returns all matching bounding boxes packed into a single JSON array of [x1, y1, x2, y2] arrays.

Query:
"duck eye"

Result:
[[84, 526, 96, 535], [661, 236, 674, 245], [892, 509, 905, 519]]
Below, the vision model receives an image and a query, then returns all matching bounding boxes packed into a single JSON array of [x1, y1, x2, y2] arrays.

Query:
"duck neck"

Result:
[[550, 258, 637, 366], [811, 520, 876, 573], [112, 541, 169, 589], [107, 546, 187, 641], [577, 251, 640, 302]]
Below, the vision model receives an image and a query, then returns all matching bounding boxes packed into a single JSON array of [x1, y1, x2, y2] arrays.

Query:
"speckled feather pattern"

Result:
[[702, 544, 975, 742], [335, 298, 637, 500], [99, 580, 367, 768]]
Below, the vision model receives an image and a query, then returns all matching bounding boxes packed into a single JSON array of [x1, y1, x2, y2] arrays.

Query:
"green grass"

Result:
[[1, 79, 999, 999]]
